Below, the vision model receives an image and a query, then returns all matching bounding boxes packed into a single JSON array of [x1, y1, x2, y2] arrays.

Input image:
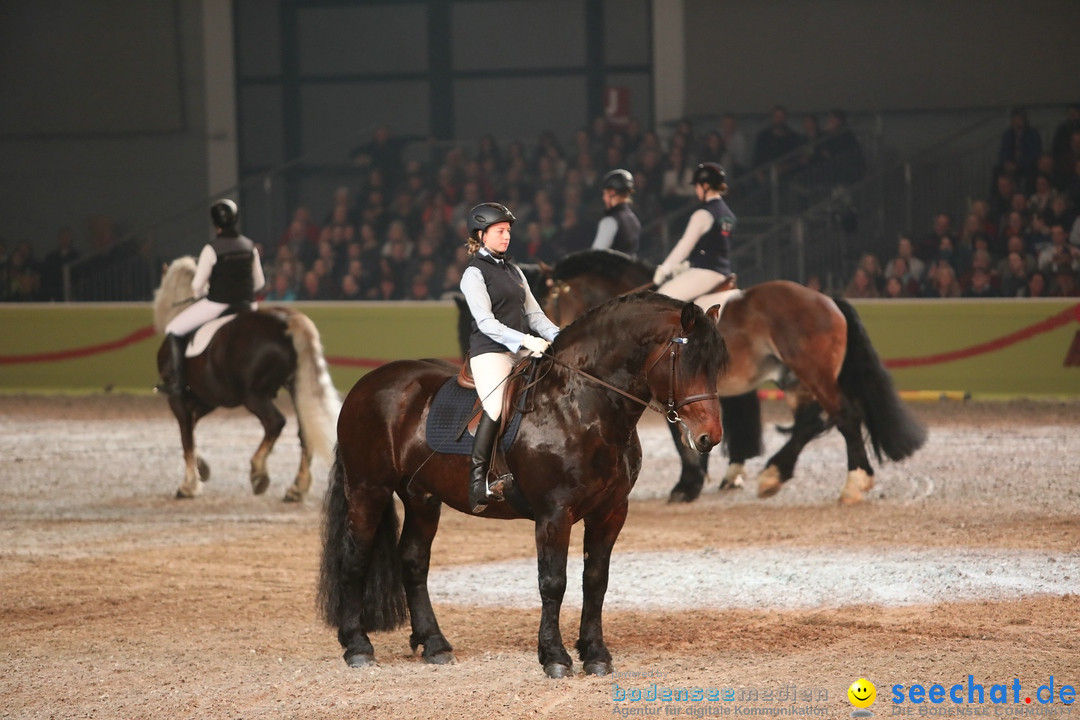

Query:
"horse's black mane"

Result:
[[551, 249, 654, 283], [557, 291, 728, 378]]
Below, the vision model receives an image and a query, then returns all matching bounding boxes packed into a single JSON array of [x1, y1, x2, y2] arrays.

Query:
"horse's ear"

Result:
[[680, 302, 698, 332], [705, 304, 721, 324], [161, 262, 169, 274], [539, 261, 553, 276]]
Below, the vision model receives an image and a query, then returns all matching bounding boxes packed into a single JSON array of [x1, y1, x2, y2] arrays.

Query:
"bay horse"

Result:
[[541, 249, 927, 504], [153, 257, 341, 501], [318, 293, 727, 677]]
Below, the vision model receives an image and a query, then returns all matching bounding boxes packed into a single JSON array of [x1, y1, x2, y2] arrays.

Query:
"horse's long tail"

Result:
[[317, 447, 408, 632], [834, 298, 927, 462], [286, 311, 341, 463]]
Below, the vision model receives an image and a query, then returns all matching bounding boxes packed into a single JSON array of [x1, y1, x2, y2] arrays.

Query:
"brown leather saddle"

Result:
[[456, 356, 537, 437], [709, 273, 738, 293]]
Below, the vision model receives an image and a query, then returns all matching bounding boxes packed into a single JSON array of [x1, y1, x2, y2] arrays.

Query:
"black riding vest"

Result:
[[605, 202, 642, 257], [467, 252, 529, 358], [207, 234, 256, 304], [688, 197, 735, 275]]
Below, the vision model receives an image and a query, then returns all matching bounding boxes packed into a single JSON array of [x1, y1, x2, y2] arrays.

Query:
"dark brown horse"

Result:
[[540, 249, 927, 504], [318, 293, 727, 677], [153, 257, 340, 501]]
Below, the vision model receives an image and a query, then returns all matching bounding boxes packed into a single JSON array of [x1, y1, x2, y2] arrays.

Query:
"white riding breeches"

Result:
[[470, 351, 523, 420], [165, 298, 255, 336], [656, 268, 728, 311]]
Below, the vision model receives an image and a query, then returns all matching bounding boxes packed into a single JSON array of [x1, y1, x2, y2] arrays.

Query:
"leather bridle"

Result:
[[546, 335, 719, 428]]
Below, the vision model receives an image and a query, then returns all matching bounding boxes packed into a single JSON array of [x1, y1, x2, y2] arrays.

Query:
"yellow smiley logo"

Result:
[[848, 678, 877, 708]]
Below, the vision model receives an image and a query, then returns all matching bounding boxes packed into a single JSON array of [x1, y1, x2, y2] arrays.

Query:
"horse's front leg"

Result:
[[284, 433, 313, 503], [535, 509, 574, 678], [576, 497, 628, 676]]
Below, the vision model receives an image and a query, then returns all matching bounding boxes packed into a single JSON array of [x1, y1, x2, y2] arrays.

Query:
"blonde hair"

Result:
[[466, 231, 483, 255]]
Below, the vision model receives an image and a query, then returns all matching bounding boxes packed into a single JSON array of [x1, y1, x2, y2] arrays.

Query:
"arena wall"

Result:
[[1, 300, 1077, 398]]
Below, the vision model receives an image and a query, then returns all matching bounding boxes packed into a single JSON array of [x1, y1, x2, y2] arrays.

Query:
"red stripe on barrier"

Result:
[[5, 304, 1077, 371], [326, 356, 461, 369], [0, 325, 157, 364], [882, 304, 1080, 369], [326, 356, 384, 368]]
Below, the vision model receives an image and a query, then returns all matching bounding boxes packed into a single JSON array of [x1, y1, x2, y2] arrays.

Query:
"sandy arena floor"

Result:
[[1, 394, 1078, 719]]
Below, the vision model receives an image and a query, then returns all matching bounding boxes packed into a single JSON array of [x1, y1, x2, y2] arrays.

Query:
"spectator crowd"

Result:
[[840, 104, 1080, 300], [4, 103, 1079, 303]]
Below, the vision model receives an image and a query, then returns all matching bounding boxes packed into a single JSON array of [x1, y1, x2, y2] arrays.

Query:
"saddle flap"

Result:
[[463, 355, 535, 436]]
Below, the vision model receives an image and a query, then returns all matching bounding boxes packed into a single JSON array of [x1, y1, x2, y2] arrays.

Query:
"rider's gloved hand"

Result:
[[521, 335, 550, 357], [652, 266, 671, 287]]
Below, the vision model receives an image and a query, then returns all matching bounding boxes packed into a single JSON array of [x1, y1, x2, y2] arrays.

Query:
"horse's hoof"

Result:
[[757, 466, 782, 498], [251, 474, 270, 495], [839, 490, 864, 505], [424, 651, 456, 665], [345, 653, 377, 668], [667, 489, 696, 504], [283, 488, 304, 503], [840, 469, 872, 504], [544, 662, 573, 679], [720, 465, 745, 490], [174, 490, 195, 500], [718, 475, 744, 490], [584, 661, 613, 676]]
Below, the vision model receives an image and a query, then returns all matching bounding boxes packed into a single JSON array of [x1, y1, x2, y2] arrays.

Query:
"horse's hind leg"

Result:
[[319, 456, 406, 668], [576, 498, 628, 676], [284, 416, 313, 503], [244, 396, 286, 495], [757, 400, 826, 498], [171, 399, 206, 499], [399, 489, 454, 664], [666, 419, 709, 503], [835, 403, 874, 504], [719, 390, 764, 491]]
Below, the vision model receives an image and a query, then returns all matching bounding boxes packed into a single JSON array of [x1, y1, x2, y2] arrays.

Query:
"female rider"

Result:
[[159, 199, 266, 395], [459, 202, 560, 513], [652, 162, 735, 309]]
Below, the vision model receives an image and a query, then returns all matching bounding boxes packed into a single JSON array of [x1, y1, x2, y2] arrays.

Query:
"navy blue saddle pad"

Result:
[[425, 377, 524, 456]]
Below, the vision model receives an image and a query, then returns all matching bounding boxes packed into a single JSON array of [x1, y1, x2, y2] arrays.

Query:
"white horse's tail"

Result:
[[286, 311, 341, 463]]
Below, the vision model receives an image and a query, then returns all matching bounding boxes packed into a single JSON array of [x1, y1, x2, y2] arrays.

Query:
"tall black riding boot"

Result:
[[160, 333, 187, 396], [468, 411, 502, 513]]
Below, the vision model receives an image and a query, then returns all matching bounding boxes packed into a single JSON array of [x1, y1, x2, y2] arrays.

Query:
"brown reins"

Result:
[[542, 334, 718, 426]]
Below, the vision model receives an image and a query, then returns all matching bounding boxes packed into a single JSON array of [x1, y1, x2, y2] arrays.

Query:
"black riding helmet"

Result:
[[602, 168, 634, 194], [467, 202, 516, 239], [210, 199, 239, 235], [692, 162, 726, 189]]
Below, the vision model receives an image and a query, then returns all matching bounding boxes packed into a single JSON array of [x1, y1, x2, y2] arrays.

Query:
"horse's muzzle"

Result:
[[683, 425, 717, 454]]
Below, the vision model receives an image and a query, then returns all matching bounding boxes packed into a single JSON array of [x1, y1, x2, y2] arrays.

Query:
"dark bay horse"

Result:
[[153, 257, 341, 501], [540, 249, 927, 504], [318, 293, 727, 677]]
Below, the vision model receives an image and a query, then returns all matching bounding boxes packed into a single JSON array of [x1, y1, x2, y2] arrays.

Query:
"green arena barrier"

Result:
[[1, 299, 1078, 397]]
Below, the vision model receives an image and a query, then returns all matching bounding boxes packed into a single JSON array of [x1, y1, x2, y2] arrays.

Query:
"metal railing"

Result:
[[55, 109, 1017, 301], [648, 112, 1003, 293]]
